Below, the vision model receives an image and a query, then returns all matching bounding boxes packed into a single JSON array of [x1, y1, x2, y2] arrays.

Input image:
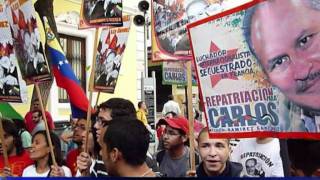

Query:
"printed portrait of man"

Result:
[[245, 158, 265, 177], [243, 0, 320, 132]]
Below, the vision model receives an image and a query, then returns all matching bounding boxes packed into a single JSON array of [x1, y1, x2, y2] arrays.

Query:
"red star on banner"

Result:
[[209, 41, 238, 87]]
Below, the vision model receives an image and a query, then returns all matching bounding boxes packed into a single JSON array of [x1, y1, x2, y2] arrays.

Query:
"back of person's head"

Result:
[[2, 119, 23, 155], [168, 95, 174, 100], [137, 101, 144, 109], [99, 98, 136, 120], [103, 118, 150, 166], [33, 130, 64, 166], [287, 139, 320, 176], [12, 119, 27, 130]]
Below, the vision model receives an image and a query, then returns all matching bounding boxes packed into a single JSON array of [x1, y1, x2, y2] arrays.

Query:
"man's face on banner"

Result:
[[250, 0, 320, 110], [186, 0, 208, 22]]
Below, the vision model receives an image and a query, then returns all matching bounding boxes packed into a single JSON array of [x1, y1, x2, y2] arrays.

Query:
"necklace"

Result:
[[141, 168, 152, 177]]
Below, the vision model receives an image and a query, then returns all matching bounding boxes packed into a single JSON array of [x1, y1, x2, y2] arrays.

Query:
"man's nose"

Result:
[[208, 146, 218, 156], [292, 58, 313, 80]]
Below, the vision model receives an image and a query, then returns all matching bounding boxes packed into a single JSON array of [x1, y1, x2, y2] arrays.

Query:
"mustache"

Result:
[[296, 70, 320, 93]]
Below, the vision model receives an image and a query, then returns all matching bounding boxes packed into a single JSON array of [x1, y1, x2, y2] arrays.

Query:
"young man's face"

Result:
[[198, 132, 230, 176], [32, 112, 41, 124], [32, 100, 40, 111], [94, 108, 112, 146], [162, 126, 186, 150], [73, 119, 86, 144], [100, 129, 117, 176], [251, 0, 320, 110]]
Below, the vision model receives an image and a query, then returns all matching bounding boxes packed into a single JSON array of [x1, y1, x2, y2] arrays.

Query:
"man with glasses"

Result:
[[76, 98, 136, 177], [155, 116, 193, 177]]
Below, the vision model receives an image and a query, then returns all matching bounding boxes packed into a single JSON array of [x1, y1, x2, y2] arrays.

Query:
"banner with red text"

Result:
[[187, 0, 320, 139]]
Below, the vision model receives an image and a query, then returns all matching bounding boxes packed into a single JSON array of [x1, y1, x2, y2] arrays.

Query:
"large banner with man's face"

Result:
[[151, 0, 252, 61], [187, 0, 320, 139]]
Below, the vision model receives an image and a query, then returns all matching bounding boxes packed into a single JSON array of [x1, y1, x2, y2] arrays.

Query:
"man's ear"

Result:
[[110, 148, 122, 162]]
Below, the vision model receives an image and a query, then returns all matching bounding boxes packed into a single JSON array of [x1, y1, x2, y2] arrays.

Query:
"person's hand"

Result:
[[3, 166, 12, 177], [76, 152, 92, 176], [186, 170, 196, 177], [50, 165, 65, 177]]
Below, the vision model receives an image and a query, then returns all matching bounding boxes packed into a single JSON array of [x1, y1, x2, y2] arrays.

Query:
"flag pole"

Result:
[[84, 28, 100, 154], [35, 83, 57, 166], [0, 113, 9, 170], [95, 92, 100, 108], [186, 61, 195, 173]]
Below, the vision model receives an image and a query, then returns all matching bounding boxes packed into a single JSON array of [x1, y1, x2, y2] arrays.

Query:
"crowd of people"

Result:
[[0, 96, 319, 177]]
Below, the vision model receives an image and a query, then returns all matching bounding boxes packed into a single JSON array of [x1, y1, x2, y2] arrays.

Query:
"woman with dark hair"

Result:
[[0, 119, 33, 176], [13, 119, 32, 149], [22, 131, 71, 177]]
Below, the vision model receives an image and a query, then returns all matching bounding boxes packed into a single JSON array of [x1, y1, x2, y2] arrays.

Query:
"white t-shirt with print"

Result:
[[230, 138, 284, 177]]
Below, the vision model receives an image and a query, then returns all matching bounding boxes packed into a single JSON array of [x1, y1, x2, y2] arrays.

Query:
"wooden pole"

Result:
[[35, 83, 57, 166], [95, 92, 100, 108], [0, 113, 9, 169], [84, 28, 100, 154], [186, 61, 195, 172]]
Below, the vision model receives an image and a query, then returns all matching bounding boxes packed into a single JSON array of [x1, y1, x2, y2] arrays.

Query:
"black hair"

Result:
[[246, 158, 257, 165], [287, 139, 320, 176], [168, 95, 173, 100], [33, 131, 64, 167], [103, 118, 150, 166], [32, 110, 43, 117], [2, 119, 24, 155], [98, 98, 136, 120], [12, 119, 27, 131], [138, 101, 144, 108]]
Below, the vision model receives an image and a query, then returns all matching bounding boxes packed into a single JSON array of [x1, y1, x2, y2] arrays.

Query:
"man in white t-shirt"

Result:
[[162, 95, 181, 116]]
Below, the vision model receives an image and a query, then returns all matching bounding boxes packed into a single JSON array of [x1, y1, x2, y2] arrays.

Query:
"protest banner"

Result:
[[79, 0, 123, 29], [162, 60, 197, 85], [6, 0, 52, 85], [92, 15, 130, 93], [151, 0, 251, 61], [0, 1, 22, 102], [187, 0, 320, 139]]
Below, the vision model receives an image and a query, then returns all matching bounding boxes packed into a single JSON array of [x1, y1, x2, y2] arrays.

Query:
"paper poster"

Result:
[[162, 60, 197, 85], [187, 0, 320, 139], [0, 0, 21, 102], [79, 0, 123, 29], [92, 15, 130, 93], [6, 0, 52, 85]]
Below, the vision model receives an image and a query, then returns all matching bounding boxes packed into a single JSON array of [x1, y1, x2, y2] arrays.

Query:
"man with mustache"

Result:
[[244, 0, 320, 131]]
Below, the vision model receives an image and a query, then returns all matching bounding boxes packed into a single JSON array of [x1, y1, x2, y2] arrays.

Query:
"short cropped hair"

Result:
[[103, 118, 150, 166], [98, 98, 136, 120], [197, 127, 230, 145]]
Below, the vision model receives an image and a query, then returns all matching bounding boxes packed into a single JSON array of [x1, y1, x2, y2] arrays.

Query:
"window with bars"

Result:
[[58, 34, 86, 103]]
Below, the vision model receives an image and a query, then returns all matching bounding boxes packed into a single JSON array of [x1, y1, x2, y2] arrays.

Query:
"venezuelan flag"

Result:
[[43, 18, 89, 118]]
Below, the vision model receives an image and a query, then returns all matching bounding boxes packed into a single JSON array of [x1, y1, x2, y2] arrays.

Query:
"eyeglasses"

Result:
[[96, 117, 111, 127]]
